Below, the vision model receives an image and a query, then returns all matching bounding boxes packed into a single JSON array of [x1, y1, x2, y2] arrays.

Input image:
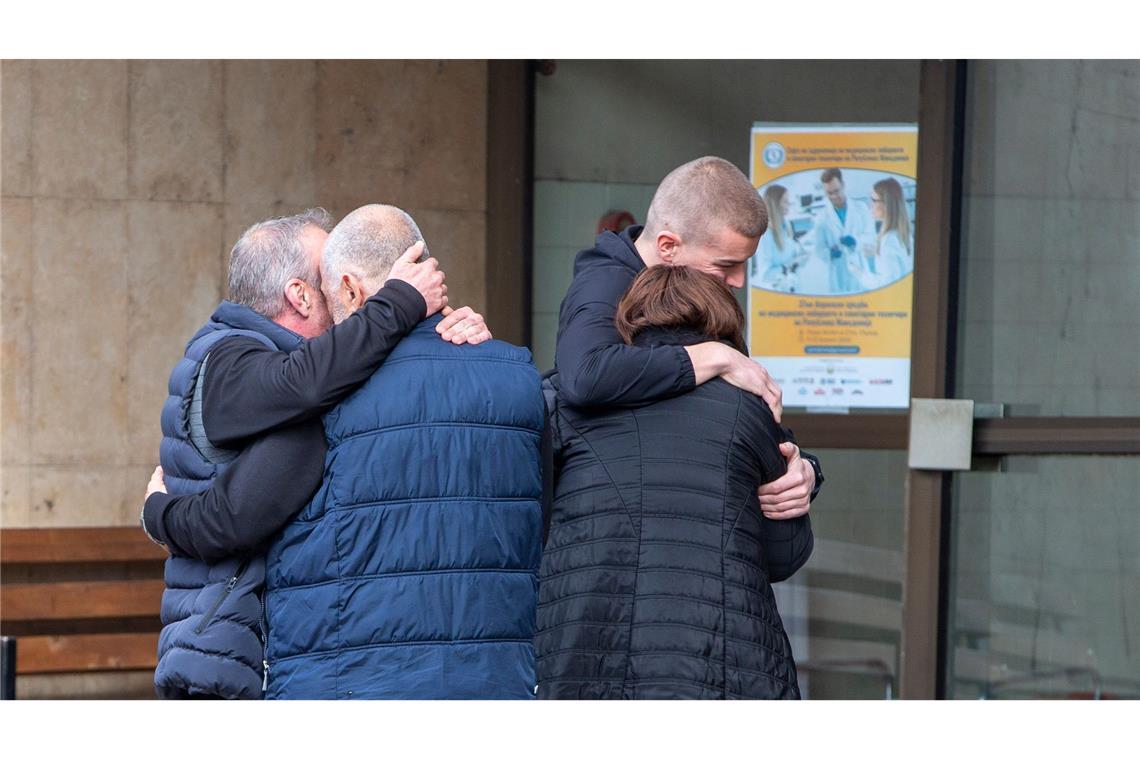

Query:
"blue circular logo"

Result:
[[762, 141, 786, 169]]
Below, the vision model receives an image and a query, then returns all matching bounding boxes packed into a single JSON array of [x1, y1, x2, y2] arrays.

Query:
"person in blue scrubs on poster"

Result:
[[813, 167, 875, 294], [754, 184, 809, 292]]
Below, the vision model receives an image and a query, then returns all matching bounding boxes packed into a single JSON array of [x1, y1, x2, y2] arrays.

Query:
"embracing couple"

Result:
[[143, 156, 822, 700]]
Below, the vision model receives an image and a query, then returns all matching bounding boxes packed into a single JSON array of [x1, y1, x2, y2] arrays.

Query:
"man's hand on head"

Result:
[[436, 306, 493, 345], [758, 442, 813, 520], [386, 241, 448, 316]]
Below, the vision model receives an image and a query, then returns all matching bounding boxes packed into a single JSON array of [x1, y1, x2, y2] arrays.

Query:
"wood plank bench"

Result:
[[0, 527, 167, 698]]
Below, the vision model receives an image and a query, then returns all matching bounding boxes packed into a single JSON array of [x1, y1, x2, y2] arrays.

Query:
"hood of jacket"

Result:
[[572, 224, 647, 279]]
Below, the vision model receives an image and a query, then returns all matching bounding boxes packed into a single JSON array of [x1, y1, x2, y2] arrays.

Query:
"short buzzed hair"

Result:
[[821, 168, 843, 184], [321, 204, 425, 292], [643, 156, 768, 244]]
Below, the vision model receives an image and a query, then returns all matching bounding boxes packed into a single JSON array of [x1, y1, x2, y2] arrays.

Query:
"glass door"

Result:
[[944, 60, 1140, 699]]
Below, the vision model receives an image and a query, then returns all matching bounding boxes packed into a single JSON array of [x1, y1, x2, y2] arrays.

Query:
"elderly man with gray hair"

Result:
[[141, 207, 492, 699], [262, 204, 545, 699]]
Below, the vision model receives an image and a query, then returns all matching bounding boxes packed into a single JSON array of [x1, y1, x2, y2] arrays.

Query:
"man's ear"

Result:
[[283, 278, 314, 317], [341, 272, 369, 311], [656, 230, 682, 264]]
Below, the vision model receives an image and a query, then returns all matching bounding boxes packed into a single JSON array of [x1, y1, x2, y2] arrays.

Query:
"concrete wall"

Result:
[[1, 60, 489, 529], [530, 59, 922, 370]]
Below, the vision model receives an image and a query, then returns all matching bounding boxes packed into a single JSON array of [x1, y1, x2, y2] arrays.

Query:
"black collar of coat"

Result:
[[631, 325, 735, 349]]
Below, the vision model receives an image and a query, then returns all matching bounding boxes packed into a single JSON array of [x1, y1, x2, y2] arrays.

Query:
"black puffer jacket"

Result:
[[536, 328, 813, 699]]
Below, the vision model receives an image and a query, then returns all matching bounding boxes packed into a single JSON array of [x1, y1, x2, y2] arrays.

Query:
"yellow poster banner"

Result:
[[748, 124, 918, 409]]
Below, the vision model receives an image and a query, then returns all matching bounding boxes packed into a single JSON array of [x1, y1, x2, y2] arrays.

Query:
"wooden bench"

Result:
[[0, 527, 167, 699]]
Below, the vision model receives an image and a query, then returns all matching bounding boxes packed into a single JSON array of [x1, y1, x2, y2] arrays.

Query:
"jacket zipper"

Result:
[[259, 590, 269, 692], [194, 558, 250, 635]]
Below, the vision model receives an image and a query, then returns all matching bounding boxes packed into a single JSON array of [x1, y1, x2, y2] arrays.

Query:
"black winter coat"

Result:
[[536, 328, 813, 699]]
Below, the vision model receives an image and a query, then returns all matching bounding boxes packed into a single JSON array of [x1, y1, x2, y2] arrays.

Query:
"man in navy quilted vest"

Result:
[[262, 204, 545, 699]]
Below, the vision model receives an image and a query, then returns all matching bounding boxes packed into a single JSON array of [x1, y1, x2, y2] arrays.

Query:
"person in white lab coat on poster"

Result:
[[813, 167, 875, 294], [860, 177, 914, 288], [753, 184, 809, 292]]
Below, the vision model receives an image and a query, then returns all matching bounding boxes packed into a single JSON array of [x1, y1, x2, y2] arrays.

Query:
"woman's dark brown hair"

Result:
[[615, 265, 747, 353]]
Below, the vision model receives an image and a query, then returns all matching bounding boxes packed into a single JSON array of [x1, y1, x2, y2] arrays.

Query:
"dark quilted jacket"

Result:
[[536, 328, 813, 699]]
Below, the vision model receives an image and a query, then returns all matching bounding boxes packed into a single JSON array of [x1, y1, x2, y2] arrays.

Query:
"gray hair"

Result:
[[227, 207, 334, 319], [321, 204, 425, 295]]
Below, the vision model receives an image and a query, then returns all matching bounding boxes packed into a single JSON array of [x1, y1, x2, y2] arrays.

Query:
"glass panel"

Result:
[[530, 179, 656, 370], [531, 60, 922, 372], [947, 456, 1140, 699], [777, 448, 907, 699], [957, 61, 1140, 416]]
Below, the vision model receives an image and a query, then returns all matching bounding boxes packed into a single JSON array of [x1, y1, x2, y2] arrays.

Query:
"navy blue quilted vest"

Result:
[[264, 316, 544, 699], [154, 301, 302, 699]]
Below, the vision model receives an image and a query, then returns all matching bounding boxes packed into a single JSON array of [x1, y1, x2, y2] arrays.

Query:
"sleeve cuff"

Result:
[[142, 492, 174, 548], [803, 452, 824, 502], [378, 279, 428, 324], [674, 345, 697, 392]]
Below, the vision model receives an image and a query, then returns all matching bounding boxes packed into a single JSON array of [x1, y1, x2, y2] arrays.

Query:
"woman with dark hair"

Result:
[[536, 266, 813, 699]]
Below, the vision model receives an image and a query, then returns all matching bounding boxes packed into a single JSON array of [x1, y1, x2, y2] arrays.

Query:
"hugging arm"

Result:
[[143, 421, 326, 563], [556, 267, 783, 415], [738, 400, 814, 582], [762, 513, 814, 583], [554, 268, 696, 408], [202, 280, 427, 448]]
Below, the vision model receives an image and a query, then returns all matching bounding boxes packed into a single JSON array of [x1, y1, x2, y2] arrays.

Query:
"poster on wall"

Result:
[[748, 123, 918, 410]]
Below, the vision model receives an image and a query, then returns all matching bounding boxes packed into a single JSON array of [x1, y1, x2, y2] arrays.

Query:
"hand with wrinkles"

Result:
[[436, 306, 492, 345], [386, 241, 448, 316]]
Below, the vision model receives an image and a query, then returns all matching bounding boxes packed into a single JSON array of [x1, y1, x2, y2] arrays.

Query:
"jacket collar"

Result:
[[577, 224, 647, 277], [209, 300, 304, 352], [631, 325, 727, 349]]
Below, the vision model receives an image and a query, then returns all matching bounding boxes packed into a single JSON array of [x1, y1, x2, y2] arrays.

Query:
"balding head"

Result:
[[643, 157, 768, 245], [321, 204, 425, 323]]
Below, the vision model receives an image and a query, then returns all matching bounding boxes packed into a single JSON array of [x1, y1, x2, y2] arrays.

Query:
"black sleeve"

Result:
[[554, 269, 696, 408], [762, 514, 814, 583], [739, 397, 813, 583], [201, 279, 425, 448], [803, 451, 824, 502], [142, 420, 326, 563]]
